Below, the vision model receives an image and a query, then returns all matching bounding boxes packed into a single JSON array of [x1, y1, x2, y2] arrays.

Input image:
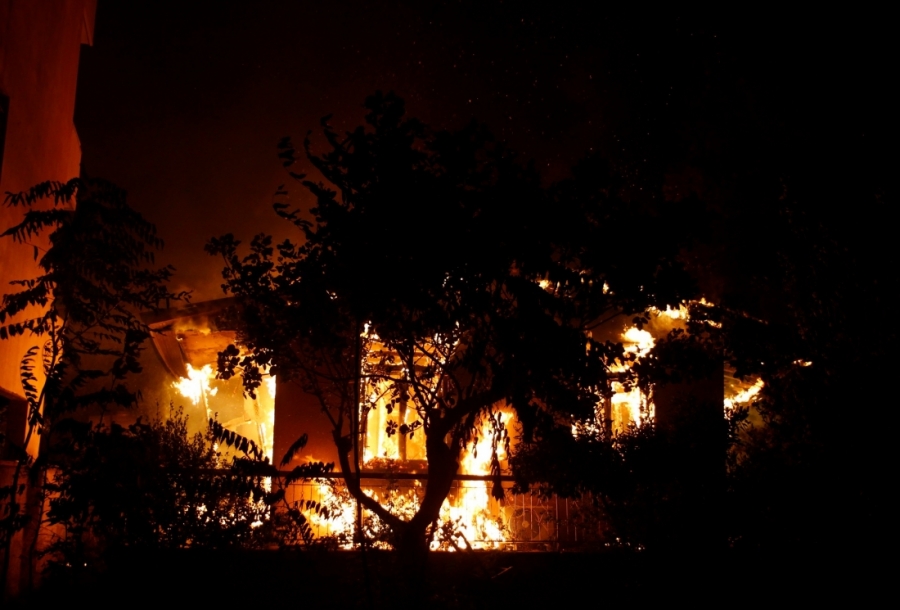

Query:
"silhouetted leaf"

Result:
[[279, 433, 308, 467]]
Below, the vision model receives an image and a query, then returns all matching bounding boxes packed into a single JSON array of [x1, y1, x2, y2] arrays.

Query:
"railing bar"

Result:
[[188, 469, 518, 482]]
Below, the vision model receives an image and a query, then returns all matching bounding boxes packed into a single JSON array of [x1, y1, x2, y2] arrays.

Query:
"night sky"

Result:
[[74, 2, 892, 301]]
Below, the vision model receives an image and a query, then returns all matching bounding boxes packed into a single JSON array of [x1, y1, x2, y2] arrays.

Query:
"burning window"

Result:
[[146, 301, 277, 463]]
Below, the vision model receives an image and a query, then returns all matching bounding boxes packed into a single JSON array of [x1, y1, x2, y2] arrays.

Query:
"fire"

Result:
[[292, 301, 755, 549], [437, 414, 508, 550], [306, 481, 359, 546], [649, 303, 689, 320], [725, 377, 764, 410], [603, 324, 659, 431], [172, 363, 218, 419], [308, 411, 510, 550], [610, 380, 647, 429], [307, 324, 513, 549], [171, 361, 276, 464], [605, 302, 726, 430], [358, 390, 510, 549], [622, 327, 654, 357]]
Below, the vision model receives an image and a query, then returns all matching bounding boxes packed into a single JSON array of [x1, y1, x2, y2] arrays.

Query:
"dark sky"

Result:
[[74, 1, 892, 301]]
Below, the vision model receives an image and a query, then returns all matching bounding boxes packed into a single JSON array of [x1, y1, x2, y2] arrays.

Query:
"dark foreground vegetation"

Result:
[[8, 547, 885, 609]]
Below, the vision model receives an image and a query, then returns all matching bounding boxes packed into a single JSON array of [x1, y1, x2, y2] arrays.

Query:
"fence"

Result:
[[276, 472, 608, 550]]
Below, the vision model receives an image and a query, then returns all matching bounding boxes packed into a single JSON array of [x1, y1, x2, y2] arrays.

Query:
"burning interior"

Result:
[[144, 299, 762, 550], [145, 299, 276, 464]]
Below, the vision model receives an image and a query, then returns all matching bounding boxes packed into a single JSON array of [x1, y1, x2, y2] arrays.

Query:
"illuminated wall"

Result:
[[0, 0, 96, 456], [0, 0, 96, 597]]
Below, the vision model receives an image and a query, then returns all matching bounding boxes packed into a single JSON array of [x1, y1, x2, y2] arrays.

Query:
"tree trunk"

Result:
[[389, 435, 459, 601]]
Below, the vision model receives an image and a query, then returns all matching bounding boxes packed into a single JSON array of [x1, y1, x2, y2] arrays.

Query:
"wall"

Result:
[[0, 0, 96, 599], [0, 0, 95, 455]]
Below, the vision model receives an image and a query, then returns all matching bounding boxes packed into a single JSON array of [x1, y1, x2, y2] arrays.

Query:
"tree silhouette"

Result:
[[1, 178, 188, 588], [207, 92, 695, 570]]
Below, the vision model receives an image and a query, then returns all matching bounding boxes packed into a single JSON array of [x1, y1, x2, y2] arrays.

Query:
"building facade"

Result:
[[1, 0, 96, 597]]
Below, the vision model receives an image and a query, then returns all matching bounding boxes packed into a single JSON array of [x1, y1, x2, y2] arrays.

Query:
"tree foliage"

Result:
[[43, 409, 268, 571], [1, 177, 188, 586], [207, 92, 695, 559], [1, 178, 189, 428]]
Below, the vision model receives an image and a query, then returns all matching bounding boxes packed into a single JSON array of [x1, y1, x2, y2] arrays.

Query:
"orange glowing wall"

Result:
[[274, 378, 342, 469], [0, 0, 96, 457]]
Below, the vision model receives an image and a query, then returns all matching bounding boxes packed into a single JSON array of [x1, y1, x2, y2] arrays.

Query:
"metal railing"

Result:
[[275, 472, 605, 550]]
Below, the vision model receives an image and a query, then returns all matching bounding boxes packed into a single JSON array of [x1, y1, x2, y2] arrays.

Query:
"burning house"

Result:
[[141, 297, 757, 550], [0, 1, 757, 558], [142, 298, 276, 461]]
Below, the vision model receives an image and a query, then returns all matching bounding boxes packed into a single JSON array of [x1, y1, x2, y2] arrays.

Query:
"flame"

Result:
[[724, 377, 764, 410], [308, 482, 358, 546], [437, 414, 508, 549], [303, 300, 772, 550], [172, 363, 219, 426], [171, 360, 275, 463], [600, 325, 657, 431], [303, 300, 757, 548], [172, 363, 218, 407], [622, 327, 654, 357], [610, 381, 648, 428], [319, 360, 511, 551], [652, 304, 688, 319]]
